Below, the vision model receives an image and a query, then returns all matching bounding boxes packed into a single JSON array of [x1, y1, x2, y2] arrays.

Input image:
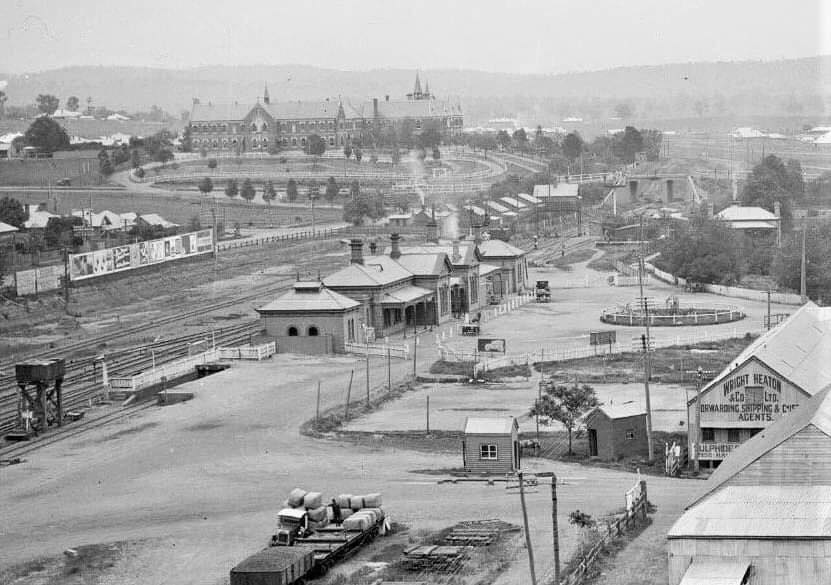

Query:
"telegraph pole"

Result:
[[800, 220, 807, 303], [638, 217, 655, 463], [693, 367, 703, 474], [517, 472, 537, 585], [551, 475, 560, 584]]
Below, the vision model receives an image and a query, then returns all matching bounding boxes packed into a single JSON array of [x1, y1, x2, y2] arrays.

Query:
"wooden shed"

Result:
[[462, 417, 519, 474], [584, 403, 648, 461], [667, 385, 831, 585]]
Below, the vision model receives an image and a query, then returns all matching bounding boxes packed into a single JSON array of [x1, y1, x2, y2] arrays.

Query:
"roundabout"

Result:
[[600, 296, 746, 327]]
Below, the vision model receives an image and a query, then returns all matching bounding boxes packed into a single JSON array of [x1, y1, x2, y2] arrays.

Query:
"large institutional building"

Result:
[[189, 74, 463, 153]]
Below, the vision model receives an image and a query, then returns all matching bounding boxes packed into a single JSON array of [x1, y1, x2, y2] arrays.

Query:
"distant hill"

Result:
[[1, 57, 829, 126]]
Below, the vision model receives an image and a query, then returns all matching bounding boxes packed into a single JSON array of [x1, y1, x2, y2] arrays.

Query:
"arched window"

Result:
[[222, 139, 228, 146], [308, 326, 319, 336], [212, 139, 218, 147], [301, 137, 306, 146], [232, 138, 238, 145], [252, 139, 259, 147], [329, 137, 335, 146], [282, 138, 288, 146], [288, 326, 298, 336], [292, 138, 297, 146], [262, 138, 268, 146], [262, 122, 268, 131], [251, 122, 257, 132]]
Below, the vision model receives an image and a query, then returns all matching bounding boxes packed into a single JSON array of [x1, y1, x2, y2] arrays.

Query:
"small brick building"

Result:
[[462, 417, 520, 474], [584, 403, 648, 461]]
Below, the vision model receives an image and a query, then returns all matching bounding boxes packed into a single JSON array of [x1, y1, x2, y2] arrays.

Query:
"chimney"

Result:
[[473, 224, 482, 246], [774, 201, 781, 218], [369, 241, 377, 255], [349, 239, 364, 265], [385, 95, 389, 102], [452, 241, 461, 262], [426, 205, 439, 243], [373, 98, 379, 118], [390, 233, 401, 260]]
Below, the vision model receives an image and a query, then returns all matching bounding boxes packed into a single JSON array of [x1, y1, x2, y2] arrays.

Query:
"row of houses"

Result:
[[462, 183, 581, 226], [20, 204, 179, 232], [256, 231, 528, 354]]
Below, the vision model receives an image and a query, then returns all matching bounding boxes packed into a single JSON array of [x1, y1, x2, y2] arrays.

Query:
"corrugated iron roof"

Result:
[[533, 183, 579, 199], [464, 416, 517, 435], [716, 205, 779, 222], [323, 256, 413, 288], [257, 283, 360, 313], [689, 385, 831, 507], [391, 241, 480, 267], [395, 253, 451, 277], [516, 193, 541, 205], [500, 196, 527, 209], [485, 201, 509, 213], [0, 221, 19, 234], [380, 285, 433, 305], [670, 485, 831, 539], [478, 239, 525, 258], [678, 559, 750, 585], [696, 302, 831, 402], [479, 263, 501, 277], [589, 402, 646, 421]]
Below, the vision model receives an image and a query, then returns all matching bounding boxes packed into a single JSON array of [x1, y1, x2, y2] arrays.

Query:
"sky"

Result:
[[1, 0, 829, 75]]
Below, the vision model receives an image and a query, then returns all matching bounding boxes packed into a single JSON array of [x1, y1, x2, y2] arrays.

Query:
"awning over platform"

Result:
[[380, 285, 434, 305], [679, 559, 750, 585]]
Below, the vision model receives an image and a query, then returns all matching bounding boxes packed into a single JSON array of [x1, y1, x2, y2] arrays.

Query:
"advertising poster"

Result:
[[69, 230, 214, 282]]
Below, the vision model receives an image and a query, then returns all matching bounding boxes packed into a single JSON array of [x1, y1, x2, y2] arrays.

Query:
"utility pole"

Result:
[[693, 366, 703, 474], [638, 217, 655, 463], [412, 323, 418, 378], [551, 475, 560, 585], [767, 289, 771, 330], [366, 335, 370, 407], [517, 472, 537, 585], [62, 247, 70, 308], [344, 370, 354, 419], [387, 347, 391, 391], [800, 220, 807, 303]]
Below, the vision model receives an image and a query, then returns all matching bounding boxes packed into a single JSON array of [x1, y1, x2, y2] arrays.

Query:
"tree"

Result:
[[562, 132, 584, 162], [144, 130, 176, 164], [240, 178, 256, 203], [344, 144, 353, 160], [130, 148, 141, 169], [44, 216, 84, 249], [512, 128, 528, 151], [343, 191, 386, 226], [198, 177, 214, 197], [225, 179, 239, 199], [496, 130, 512, 151], [207, 158, 218, 170], [741, 154, 804, 225], [325, 177, 339, 203], [530, 381, 598, 455], [286, 178, 298, 202], [0, 196, 26, 228], [306, 133, 327, 166], [417, 125, 443, 150], [772, 221, 831, 301], [263, 180, 277, 205], [619, 126, 644, 163], [36, 94, 60, 115], [66, 96, 80, 112], [656, 217, 744, 285], [135, 167, 145, 179], [354, 147, 363, 163], [0, 91, 7, 119], [24, 117, 70, 152], [98, 151, 114, 176]]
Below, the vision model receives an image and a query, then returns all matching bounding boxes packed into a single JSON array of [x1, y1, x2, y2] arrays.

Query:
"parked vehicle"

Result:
[[535, 280, 551, 302]]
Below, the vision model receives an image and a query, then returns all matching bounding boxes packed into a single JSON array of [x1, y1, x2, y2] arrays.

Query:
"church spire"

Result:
[[424, 79, 430, 99], [263, 83, 270, 105], [413, 72, 422, 98]]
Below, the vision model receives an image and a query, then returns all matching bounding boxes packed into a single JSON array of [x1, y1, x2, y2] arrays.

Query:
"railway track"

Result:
[[0, 320, 261, 437]]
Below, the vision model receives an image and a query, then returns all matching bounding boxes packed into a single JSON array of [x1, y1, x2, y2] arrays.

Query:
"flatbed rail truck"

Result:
[[230, 508, 383, 585]]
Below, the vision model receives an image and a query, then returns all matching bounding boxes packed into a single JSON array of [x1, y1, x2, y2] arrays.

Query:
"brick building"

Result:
[[189, 74, 463, 153]]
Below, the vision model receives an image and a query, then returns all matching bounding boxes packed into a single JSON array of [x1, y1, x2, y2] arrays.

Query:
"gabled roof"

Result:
[[694, 302, 831, 403], [478, 239, 526, 259], [516, 193, 541, 205], [380, 284, 433, 305], [395, 253, 452, 277], [464, 416, 517, 435], [23, 206, 59, 229], [715, 205, 779, 228], [391, 241, 480, 267], [257, 282, 360, 313], [500, 196, 527, 210], [323, 256, 413, 288], [0, 221, 19, 234], [533, 183, 579, 199], [191, 102, 254, 122], [670, 485, 831, 539], [587, 402, 646, 421], [485, 201, 509, 214], [138, 214, 179, 229], [689, 385, 831, 507], [479, 263, 501, 277]]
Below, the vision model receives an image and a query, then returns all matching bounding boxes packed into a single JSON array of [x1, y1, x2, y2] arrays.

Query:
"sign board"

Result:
[[15, 265, 64, 296], [69, 229, 214, 282], [590, 330, 616, 346], [694, 358, 804, 427], [697, 442, 740, 460], [478, 338, 506, 353]]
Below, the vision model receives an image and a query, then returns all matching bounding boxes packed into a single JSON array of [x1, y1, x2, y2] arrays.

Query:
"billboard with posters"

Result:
[[69, 229, 213, 282], [477, 338, 506, 353]]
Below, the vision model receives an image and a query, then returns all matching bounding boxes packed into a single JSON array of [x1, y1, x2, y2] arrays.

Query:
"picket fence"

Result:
[[217, 342, 276, 360], [344, 341, 410, 359]]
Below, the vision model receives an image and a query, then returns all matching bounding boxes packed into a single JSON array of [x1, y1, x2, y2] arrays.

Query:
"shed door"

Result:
[[588, 429, 598, 457]]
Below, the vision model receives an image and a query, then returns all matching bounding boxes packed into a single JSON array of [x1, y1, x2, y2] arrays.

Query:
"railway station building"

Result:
[[477, 239, 529, 296], [687, 302, 831, 468], [668, 385, 831, 585]]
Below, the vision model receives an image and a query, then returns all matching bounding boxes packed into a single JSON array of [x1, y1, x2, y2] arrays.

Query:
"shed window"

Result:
[[702, 427, 715, 442], [727, 428, 741, 443], [625, 429, 635, 440], [288, 326, 298, 336], [479, 444, 497, 460], [308, 326, 319, 336]]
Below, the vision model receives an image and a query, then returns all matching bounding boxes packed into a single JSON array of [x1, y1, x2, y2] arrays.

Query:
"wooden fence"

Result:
[[344, 341, 410, 359], [217, 342, 276, 360]]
